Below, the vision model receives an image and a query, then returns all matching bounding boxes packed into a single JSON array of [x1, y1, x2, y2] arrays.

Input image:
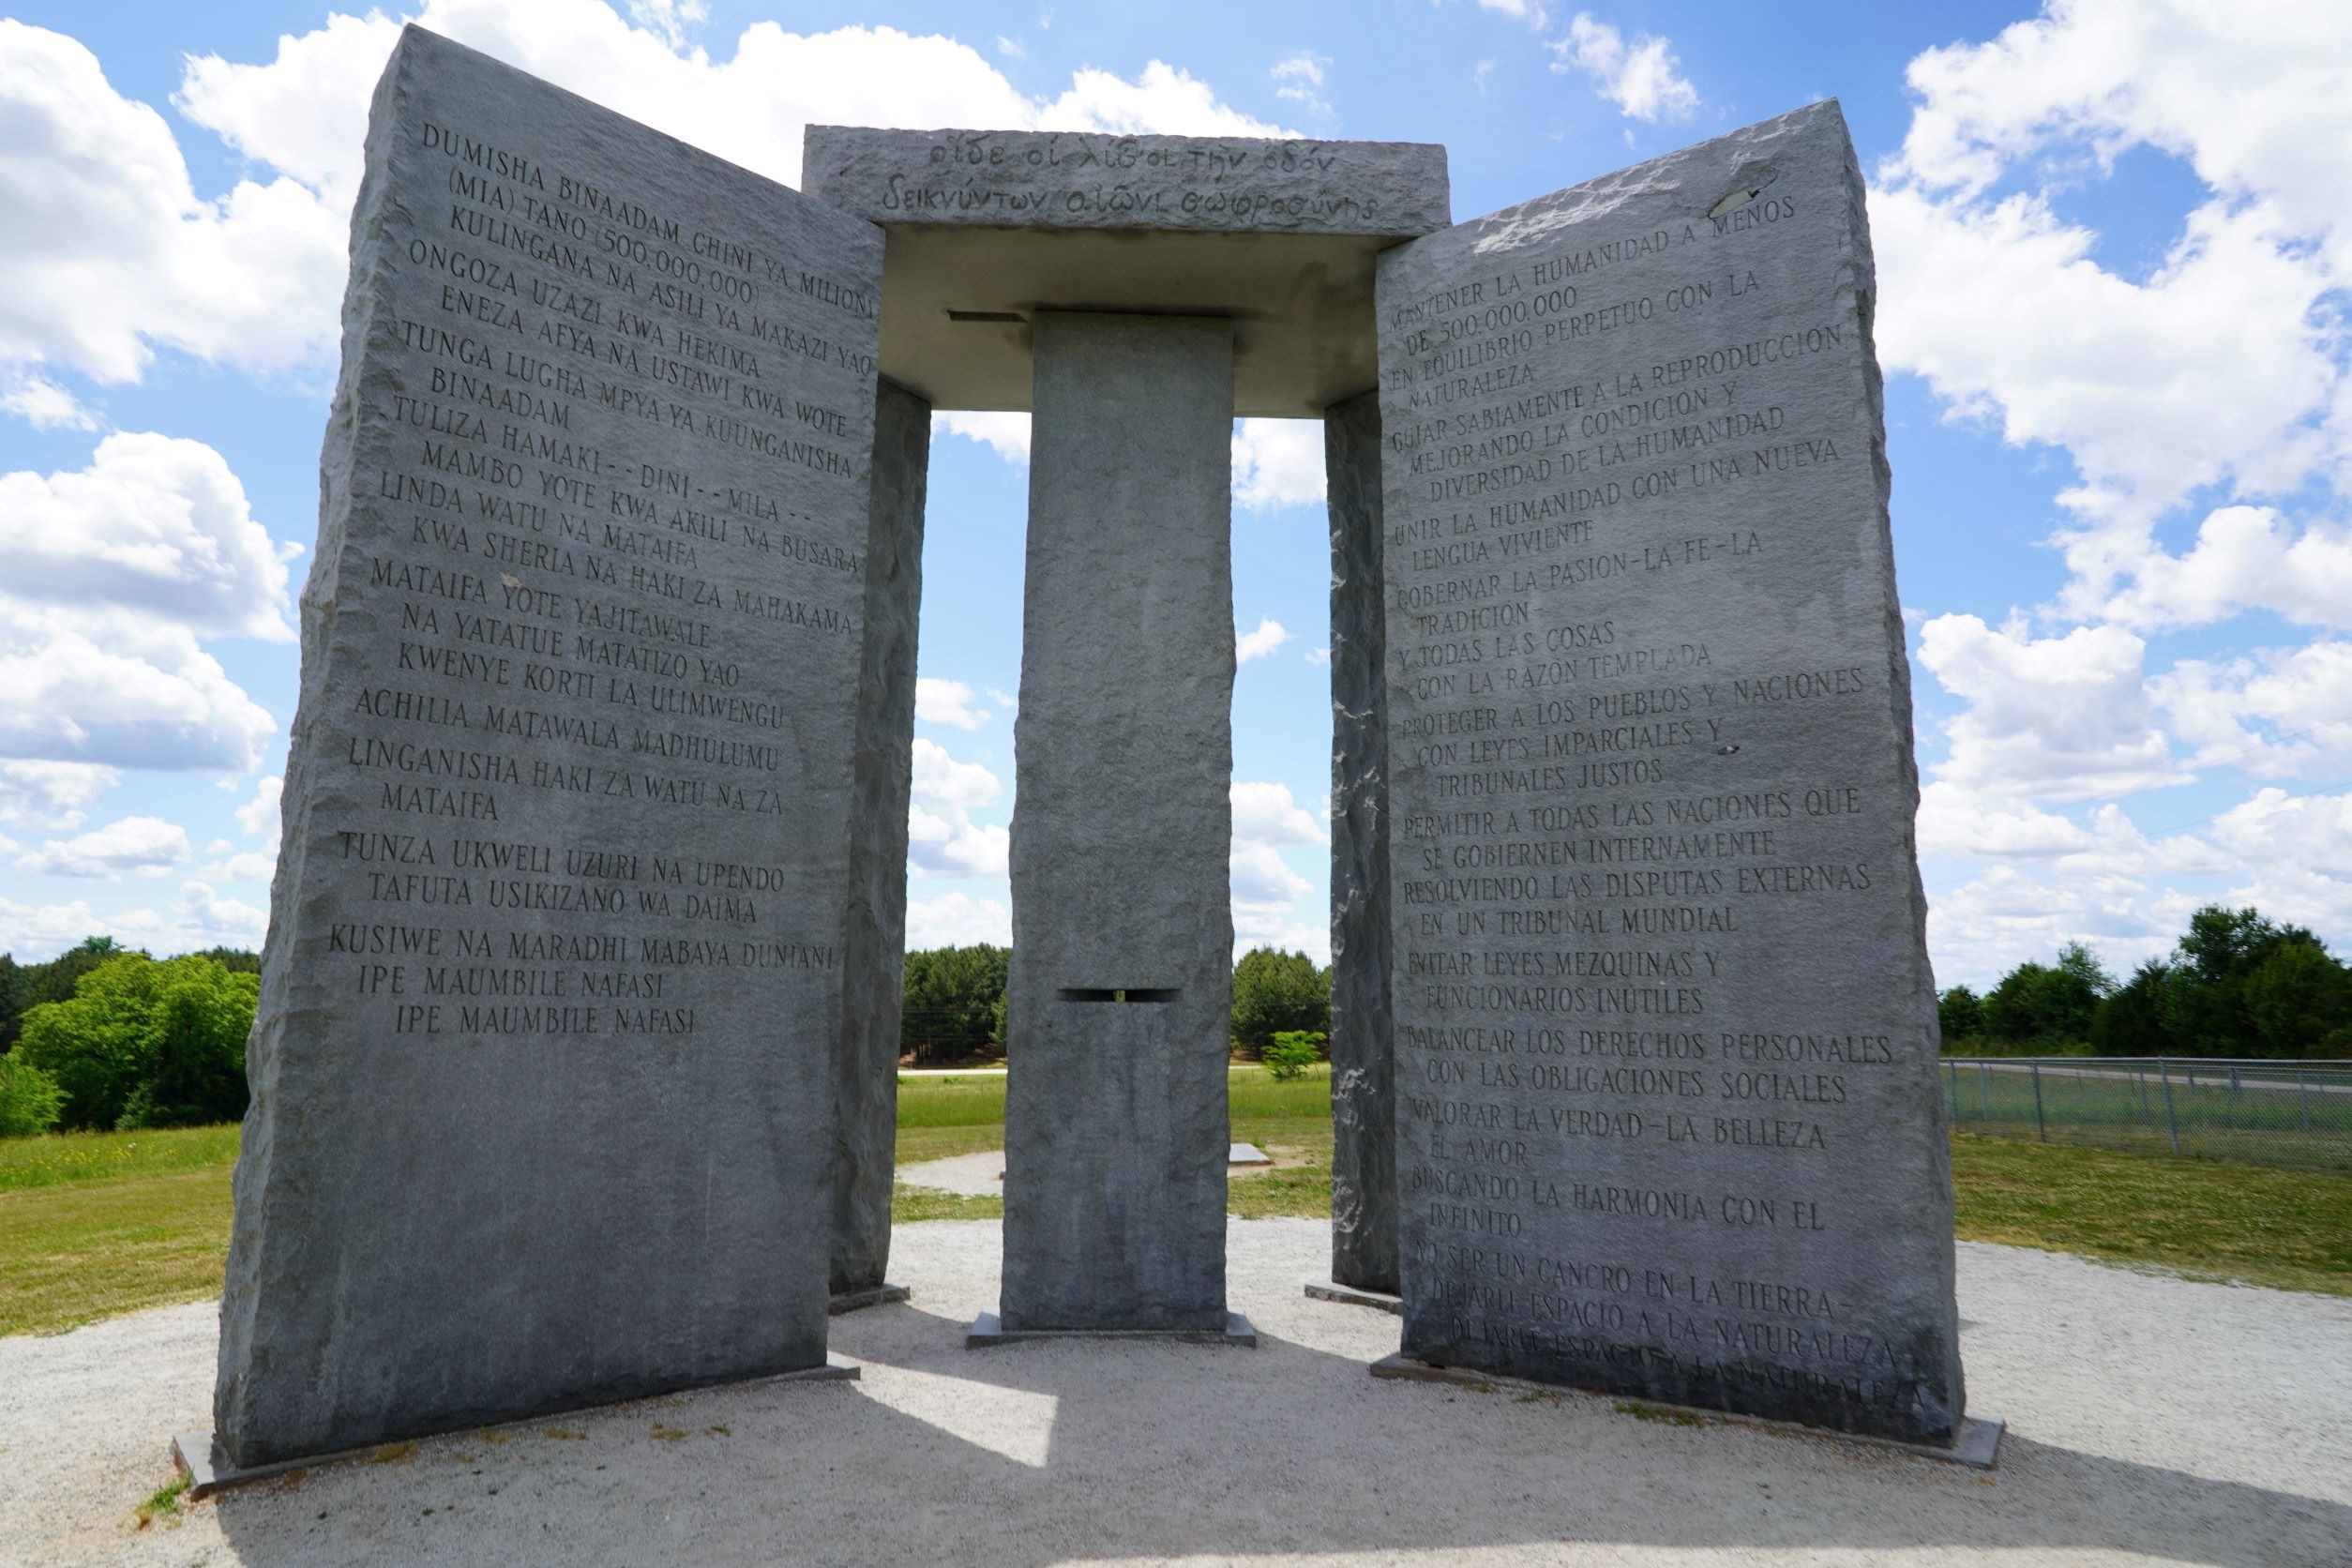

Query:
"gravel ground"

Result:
[[2, 1223, 2346, 1566]]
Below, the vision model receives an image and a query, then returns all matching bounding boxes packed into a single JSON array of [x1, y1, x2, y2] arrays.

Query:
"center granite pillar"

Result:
[[997, 311, 1241, 1336]]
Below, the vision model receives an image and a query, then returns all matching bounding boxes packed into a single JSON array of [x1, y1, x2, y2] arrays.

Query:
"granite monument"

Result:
[[203, 27, 882, 1474]]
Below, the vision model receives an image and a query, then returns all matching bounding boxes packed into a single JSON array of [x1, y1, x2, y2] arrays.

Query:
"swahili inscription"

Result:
[[215, 26, 882, 1468], [1375, 102, 1965, 1445]]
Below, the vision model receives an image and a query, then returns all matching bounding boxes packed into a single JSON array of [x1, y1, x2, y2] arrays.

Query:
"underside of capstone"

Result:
[[801, 127, 1450, 415]]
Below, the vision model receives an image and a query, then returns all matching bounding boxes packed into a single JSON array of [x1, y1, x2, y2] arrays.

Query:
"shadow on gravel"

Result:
[[199, 1296, 2349, 1566]]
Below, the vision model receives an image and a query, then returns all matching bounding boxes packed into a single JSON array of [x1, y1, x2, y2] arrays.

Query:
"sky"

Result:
[[0, 0, 2347, 989]]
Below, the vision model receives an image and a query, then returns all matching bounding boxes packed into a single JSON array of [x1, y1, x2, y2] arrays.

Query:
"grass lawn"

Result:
[[6, 1067, 2346, 1335]]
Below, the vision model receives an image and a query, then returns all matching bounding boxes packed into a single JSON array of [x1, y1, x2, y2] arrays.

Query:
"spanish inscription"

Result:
[[216, 27, 882, 1467], [1376, 103, 1964, 1444]]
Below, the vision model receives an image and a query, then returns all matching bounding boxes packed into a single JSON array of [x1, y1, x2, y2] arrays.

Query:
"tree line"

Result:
[[0, 938, 261, 1136], [897, 943, 1331, 1065], [0, 938, 1336, 1135], [1938, 905, 2350, 1059]]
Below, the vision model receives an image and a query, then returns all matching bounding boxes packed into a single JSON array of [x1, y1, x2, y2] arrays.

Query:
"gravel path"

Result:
[[3, 1224, 2346, 1566]]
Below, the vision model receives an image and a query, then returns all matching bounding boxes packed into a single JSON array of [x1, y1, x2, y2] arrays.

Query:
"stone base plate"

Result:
[[1367, 1354, 2004, 1470], [966, 1309, 1258, 1349], [828, 1282, 912, 1316], [1304, 1279, 1404, 1315], [171, 1356, 862, 1499]]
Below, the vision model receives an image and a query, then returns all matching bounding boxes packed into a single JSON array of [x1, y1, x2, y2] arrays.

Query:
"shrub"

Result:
[[0, 1055, 64, 1138], [1264, 1030, 1325, 1080]]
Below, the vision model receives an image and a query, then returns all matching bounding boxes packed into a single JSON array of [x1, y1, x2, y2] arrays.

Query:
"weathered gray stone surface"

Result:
[[804, 128, 1450, 236], [833, 378, 928, 1300], [217, 26, 882, 1467], [1375, 102, 1965, 1444], [1001, 311, 1236, 1333], [1325, 390, 1397, 1296]]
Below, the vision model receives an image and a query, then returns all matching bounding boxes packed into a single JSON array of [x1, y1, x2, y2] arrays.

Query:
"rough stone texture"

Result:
[[832, 378, 929, 1299], [1324, 389, 1398, 1296], [1374, 103, 1965, 1444], [1001, 311, 1236, 1333], [804, 128, 1450, 236], [216, 26, 882, 1468]]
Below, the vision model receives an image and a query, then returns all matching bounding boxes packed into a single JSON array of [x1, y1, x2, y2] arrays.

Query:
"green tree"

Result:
[[1936, 986, 1983, 1046], [2089, 960, 2181, 1057], [1231, 947, 1330, 1057], [899, 944, 1010, 1065], [1264, 1030, 1325, 1080], [0, 953, 24, 1053], [0, 1054, 64, 1138], [1981, 942, 2110, 1049], [16, 953, 257, 1130], [2166, 905, 2315, 1057], [2242, 939, 2352, 1059]]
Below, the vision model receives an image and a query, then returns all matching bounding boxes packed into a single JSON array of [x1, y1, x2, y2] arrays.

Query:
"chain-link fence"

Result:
[[1944, 1057, 2352, 1172]]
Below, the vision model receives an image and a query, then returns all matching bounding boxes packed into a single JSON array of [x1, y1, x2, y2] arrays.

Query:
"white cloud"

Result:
[[1232, 781, 1324, 846], [2083, 505, 2352, 632], [0, 431, 296, 640], [937, 412, 1033, 465], [1304, 646, 1332, 667], [0, 436, 284, 775], [1230, 840, 1311, 912], [0, 609, 276, 772], [1546, 13, 1699, 123], [0, 19, 345, 385], [912, 738, 1002, 809], [623, 0, 707, 50], [234, 775, 284, 841], [16, 815, 189, 879], [1915, 614, 2183, 800], [908, 738, 1008, 878], [1271, 52, 1332, 117], [2209, 789, 2352, 938], [2151, 640, 2352, 779], [0, 761, 118, 832], [1231, 418, 1326, 510], [1, 374, 98, 430], [915, 678, 994, 731], [906, 891, 1012, 948], [1872, 0, 2352, 622], [1035, 62, 1287, 138], [1237, 616, 1291, 664], [995, 36, 1026, 61], [12, 2, 1287, 401]]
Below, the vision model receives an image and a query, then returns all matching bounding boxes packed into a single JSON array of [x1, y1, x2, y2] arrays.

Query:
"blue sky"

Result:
[[1, 0, 2347, 988]]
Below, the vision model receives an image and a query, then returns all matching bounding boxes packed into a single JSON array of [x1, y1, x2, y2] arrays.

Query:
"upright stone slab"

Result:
[[1001, 311, 1236, 1334], [833, 378, 928, 1304], [1326, 390, 1398, 1297], [1375, 104, 1965, 1444], [216, 26, 882, 1467]]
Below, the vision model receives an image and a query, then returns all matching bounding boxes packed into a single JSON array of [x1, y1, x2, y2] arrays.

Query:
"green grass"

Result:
[[0, 1123, 241, 1192], [1950, 1132, 2352, 1296], [1, 1164, 233, 1334], [8, 1065, 2348, 1337]]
